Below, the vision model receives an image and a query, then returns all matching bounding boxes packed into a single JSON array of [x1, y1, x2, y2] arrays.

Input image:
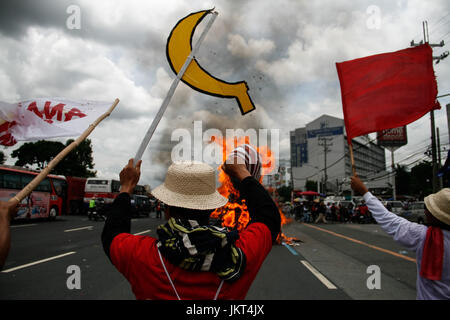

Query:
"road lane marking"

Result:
[[11, 224, 37, 228], [64, 226, 93, 232], [302, 223, 416, 263], [282, 243, 299, 256], [1, 252, 77, 273], [134, 229, 151, 236], [300, 260, 337, 290]]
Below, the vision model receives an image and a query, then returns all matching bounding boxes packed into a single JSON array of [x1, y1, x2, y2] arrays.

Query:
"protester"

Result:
[[156, 200, 162, 219], [330, 203, 338, 221], [358, 201, 370, 224], [351, 175, 450, 300], [0, 201, 19, 270], [102, 158, 281, 300], [315, 200, 327, 224], [311, 199, 319, 222], [294, 202, 303, 222], [302, 201, 311, 222], [88, 197, 96, 217], [351, 203, 360, 223], [347, 202, 355, 223]]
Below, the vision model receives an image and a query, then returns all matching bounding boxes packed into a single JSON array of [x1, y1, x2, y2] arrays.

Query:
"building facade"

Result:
[[290, 115, 388, 194]]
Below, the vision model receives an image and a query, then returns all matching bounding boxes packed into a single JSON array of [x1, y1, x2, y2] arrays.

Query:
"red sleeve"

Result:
[[235, 222, 273, 272], [109, 233, 153, 277]]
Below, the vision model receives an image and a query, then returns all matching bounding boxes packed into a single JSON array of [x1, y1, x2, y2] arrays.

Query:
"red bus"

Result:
[[0, 165, 66, 220], [65, 176, 87, 215]]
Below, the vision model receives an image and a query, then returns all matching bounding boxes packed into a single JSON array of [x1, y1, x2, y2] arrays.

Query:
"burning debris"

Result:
[[208, 136, 300, 245]]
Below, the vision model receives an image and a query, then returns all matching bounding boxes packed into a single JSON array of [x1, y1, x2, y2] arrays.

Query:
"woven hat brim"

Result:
[[424, 192, 450, 226], [151, 184, 228, 210]]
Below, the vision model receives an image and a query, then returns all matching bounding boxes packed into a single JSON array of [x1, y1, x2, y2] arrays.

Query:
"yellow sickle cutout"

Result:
[[166, 9, 256, 115]]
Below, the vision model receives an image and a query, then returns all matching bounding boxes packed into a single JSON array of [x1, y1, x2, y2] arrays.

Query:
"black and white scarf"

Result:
[[157, 218, 246, 283]]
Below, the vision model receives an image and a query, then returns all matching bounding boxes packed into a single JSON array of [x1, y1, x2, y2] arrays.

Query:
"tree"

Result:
[[58, 139, 96, 177], [11, 139, 96, 177], [395, 164, 411, 196], [11, 140, 64, 169], [410, 161, 433, 199], [0, 151, 5, 164], [276, 185, 292, 202], [305, 180, 318, 192]]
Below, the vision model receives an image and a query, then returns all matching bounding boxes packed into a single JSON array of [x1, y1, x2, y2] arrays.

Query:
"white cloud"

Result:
[[227, 34, 275, 58]]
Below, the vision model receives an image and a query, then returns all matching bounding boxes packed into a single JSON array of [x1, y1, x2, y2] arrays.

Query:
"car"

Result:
[[383, 201, 405, 215], [401, 201, 426, 224], [131, 195, 152, 217]]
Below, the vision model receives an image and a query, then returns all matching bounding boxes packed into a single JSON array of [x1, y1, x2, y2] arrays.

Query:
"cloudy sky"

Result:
[[0, 0, 449, 188]]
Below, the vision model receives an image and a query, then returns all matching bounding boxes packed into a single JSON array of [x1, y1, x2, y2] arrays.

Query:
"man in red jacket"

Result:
[[102, 157, 281, 300]]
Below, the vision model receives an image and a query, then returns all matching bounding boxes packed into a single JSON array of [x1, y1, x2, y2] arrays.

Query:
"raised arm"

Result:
[[351, 175, 426, 251], [101, 159, 141, 260], [223, 160, 281, 243]]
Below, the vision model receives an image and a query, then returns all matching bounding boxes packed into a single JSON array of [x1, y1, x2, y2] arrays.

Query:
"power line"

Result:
[[441, 30, 450, 40], [431, 12, 450, 27], [429, 20, 450, 39]]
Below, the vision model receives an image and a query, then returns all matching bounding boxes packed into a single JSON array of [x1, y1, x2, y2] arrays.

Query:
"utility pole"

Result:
[[437, 127, 443, 189], [410, 21, 447, 193], [447, 104, 450, 145], [389, 147, 397, 201], [318, 136, 333, 195]]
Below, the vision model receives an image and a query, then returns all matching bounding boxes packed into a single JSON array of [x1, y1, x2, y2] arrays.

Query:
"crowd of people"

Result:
[[290, 199, 374, 224]]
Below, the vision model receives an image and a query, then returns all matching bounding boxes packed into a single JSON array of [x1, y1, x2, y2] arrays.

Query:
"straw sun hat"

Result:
[[151, 161, 228, 210], [424, 188, 450, 226]]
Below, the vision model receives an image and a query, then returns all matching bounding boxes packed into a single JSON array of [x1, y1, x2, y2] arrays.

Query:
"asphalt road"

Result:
[[0, 214, 418, 300]]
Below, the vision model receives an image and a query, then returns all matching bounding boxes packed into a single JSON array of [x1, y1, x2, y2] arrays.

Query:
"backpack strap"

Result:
[[158, 248, 224, 300]]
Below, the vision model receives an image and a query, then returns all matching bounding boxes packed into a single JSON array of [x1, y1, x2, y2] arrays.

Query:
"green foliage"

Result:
[[0, 151, 5, 165], [395, 161, 433, 200], [394, 165, 411, 195], [12, 140, 64, 169], [410, 161, 433, 199], [11, 139, 96, 177], [276, 185, 292, 202], [305, 180, 318, 192]]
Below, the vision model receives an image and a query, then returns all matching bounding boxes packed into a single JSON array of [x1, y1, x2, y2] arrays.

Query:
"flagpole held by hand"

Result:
[[349, 142, 357, 177], [8, 98, 120, 206], [133, 11, 218, 167]]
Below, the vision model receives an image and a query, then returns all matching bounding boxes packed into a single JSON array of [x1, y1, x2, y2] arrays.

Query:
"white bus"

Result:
[[84, 178, 121, 205]]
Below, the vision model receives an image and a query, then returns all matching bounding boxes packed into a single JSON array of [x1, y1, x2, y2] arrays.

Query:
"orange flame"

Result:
[[209, 136, 296, 244]]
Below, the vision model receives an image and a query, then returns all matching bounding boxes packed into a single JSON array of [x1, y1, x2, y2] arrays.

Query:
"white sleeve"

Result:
[[363, 192, 427, 252]]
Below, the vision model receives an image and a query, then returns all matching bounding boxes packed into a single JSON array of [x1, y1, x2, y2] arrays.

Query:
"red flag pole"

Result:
[[349, 142, 357, 176], [8, 98, 120, 206]]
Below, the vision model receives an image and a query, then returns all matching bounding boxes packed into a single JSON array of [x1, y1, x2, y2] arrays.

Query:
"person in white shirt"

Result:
[[351, 175, 450, 300]]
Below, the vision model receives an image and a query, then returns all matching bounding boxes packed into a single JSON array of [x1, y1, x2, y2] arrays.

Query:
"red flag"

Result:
[[336, 44, 440, 144]]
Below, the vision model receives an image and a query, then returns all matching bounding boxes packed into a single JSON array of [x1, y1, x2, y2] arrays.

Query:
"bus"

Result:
[[65, 176, 87, 215], [84, 178, 121, 205], [0, 165, 66, 220]]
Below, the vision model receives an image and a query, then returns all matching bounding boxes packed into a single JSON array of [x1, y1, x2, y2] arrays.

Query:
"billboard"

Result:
[[377, 126, 408, 148], [307, 126, 344, 138]]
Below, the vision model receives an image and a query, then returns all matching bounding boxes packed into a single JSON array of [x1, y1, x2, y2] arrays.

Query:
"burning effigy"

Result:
[[209, 136, 298, 245]]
